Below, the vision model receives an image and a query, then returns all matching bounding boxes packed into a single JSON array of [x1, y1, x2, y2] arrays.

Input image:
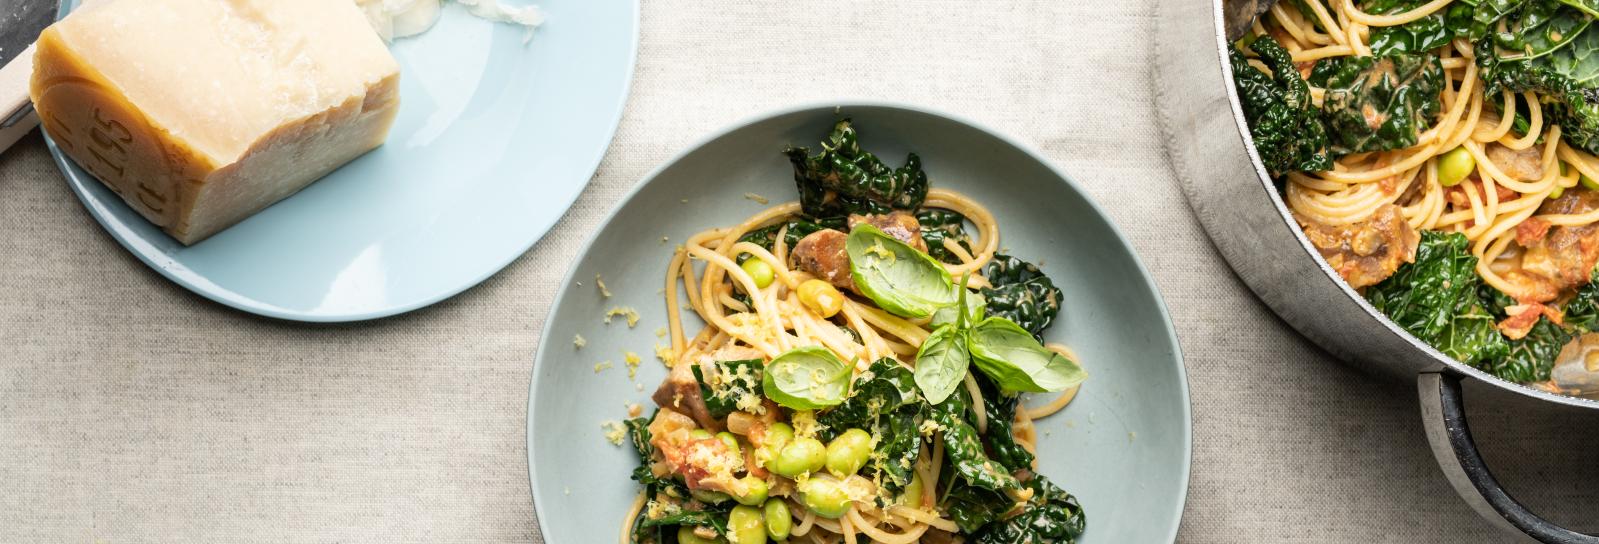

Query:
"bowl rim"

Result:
[[1205, 0, 1599, 409], [524, 99, 1194, 542]]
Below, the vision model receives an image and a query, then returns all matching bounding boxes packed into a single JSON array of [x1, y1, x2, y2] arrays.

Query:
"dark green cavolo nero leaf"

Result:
[[635, 503, 732, 540], [1481, 15, 1599, 155], [1563, 269, 1599, 331], [1367, 231, 1510, 365], [784, 119, 929, 218], [1365, 0, 1458, 55], [691, 359, 763, 419], [917, 208, 974, 264], [1484, 317, 1572, 382], [980, 254, 1063, 338], [931, 386, 1020, 492], [1309, 52, 1444, 154], [941, 481, 1012, 533], [973, 373, 1034, 472], [971, 476, 1087, 544], [816, 358, 923, 492], [1230, 37, 1335, 173]]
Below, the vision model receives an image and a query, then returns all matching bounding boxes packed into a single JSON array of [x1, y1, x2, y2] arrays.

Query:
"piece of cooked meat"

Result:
[[646, 407, 746, 493], [1505, 189, 1599, 302], [650, 345, 765, 431], [848, 211, 927, 252], [792, 228, 853, 289], [1297, 204, 1420, 289], [1487, 143, 1545, 182]]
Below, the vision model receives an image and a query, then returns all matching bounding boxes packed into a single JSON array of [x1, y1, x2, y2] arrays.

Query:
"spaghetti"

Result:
[[620, 122, 1089, 543]]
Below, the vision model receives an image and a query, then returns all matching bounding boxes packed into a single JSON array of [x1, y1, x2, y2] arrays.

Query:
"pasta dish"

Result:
[[620, 121, 1089, 543], [1231, 0, 1599, 391]]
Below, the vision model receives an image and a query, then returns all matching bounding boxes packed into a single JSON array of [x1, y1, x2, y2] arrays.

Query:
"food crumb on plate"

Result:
[[573, 334, 587, 349], [626, 403, 643, 417], [604, 306, 640, 327], [601, 420, 626, 446], [593, 361, 612, 373], [1128, 431, 1137, 442], [660, 236, 669, 244], [635, 383, 644, 392], [624, 351, 642, 379], [595, 274, 612, 298], [744, 192, 769, 205]]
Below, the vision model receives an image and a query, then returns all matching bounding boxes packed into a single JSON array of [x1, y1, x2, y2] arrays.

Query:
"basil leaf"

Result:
[[931, 289, 986, 328], [968, 317, 1087, 393], [846, 223, 956, 318], [914, 324, 969, 405], [691, 359, 764, 419], [761, 346, 851, 410]]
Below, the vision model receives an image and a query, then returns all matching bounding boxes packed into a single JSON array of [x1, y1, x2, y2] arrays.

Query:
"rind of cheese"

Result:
[[31, 0, 401, 245]]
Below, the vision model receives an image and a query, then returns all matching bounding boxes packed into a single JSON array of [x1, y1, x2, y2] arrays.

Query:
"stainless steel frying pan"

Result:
[[1154, 0, 1599, 541]]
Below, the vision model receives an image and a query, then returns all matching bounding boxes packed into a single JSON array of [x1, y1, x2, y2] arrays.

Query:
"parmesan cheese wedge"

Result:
[[31, 0, 402, 245]]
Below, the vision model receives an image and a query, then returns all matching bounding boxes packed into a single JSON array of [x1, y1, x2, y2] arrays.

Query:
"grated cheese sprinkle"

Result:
[[593, 361, 613, 373], [625, 351, 642, 379], [744, 192, 770, 205], [595, 274, 613, 298], [601, 420, 626, 446], [604, 306, 641, 327], [573, 334, 587, 349]]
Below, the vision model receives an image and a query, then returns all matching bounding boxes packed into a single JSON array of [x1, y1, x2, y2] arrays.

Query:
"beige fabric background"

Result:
[[1, 1, 1595, 542]]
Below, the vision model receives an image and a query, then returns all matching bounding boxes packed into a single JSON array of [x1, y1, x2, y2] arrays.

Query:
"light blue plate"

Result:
[[528, 103, 1192, 542], [45, 0, 638, 322]]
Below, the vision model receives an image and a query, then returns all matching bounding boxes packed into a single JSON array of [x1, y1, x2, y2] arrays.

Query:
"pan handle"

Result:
[[1418, 372, 1599, 543]]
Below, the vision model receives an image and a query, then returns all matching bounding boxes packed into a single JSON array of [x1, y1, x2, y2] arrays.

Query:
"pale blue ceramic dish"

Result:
[[45, 0, 638, 322], [527, 103, 1192, 542]]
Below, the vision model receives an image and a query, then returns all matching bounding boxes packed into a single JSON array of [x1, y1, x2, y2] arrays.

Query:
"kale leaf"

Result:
[[1563, 269, 1599, 331], [1485, 317, 1573, 382], [1230, 37, 1335, 173], [917, 208, 973, 264], [635, 503, 732, 539], [691, 359, 763, 419], [735, 218, 839, 261], [1368, 231, 1511, 365], [1367, 0, 1460, 54], [1309, 52, 1444, 154], [1478, 3, 1599, 153], [931, 385, 1020, 492], [980, 255, 1063, 339], [816, 358, 923, 492], [942, 481, 1012, 533], [784, 119, 929, 219], [975, 373, 1035, 472], [971, 476, 1087, 544]]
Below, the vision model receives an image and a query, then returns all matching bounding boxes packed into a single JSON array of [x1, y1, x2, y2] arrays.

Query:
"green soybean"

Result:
[[825, 428, 873, 477], [677, 526, 723, 544], [691, 489, 731, 505], [756, 423, 794, 470], [689, 429, 714, 441], [763, 500, 792, 541], [717, 432, 742, 456], [741, 258, 776, 289], [728, 504, 767, 544], [799, 475, 851, 519], [733, 476, 768, 506], [771, 436, 826, 478], [1438, 146, 1475, 187]]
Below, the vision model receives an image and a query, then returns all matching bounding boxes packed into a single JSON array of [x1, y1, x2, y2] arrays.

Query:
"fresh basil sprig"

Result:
[[968, 317, 1087, 393], [846, 224, 956, 318], [916, 281, 975, 404], [762, 346, 852, 410]]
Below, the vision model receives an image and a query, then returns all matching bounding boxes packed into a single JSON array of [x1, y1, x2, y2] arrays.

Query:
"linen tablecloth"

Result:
[[2, 1, 1595, 541]]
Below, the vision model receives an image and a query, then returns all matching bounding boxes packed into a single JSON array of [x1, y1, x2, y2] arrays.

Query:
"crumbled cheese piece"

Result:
[[635, 383, 645, 392], [593, 361, 613, 373], [865, 240, 895, 262], [655, 327, 668, 338], [601, 420, 626, 446], [595, 274, 612, 298], [627, 403, 643, 417], [573, 334, 587, 349], [604, 306, 641, 327], [660, 236, 669, 244], [918, 418, 943, 436], [744, 192, 770, 205], [624, 351, 642, 379], [452, 0, 546, 43], [791, 410, 825, 439], [645, 499, 682, 521]]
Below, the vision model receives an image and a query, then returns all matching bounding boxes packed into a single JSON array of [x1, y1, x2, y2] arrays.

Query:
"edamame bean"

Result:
[[798, 475, 852, 519], [771, 436, 826, 478], [797, 280, 845, 318], [717, 432, 742, 456], [733, 476, 768, 506], [1438, 146, 1475, 187], [741, 258, 776, 289], [755, 422, 794, 469], [677, 525, 723, 544], [689, 429, 714, 441], [763, 499, 792, 541], [1584, 173, 1599, 191], [691, 489, 732, 505], [728, 504, 767, 544], [825, 428, 872, 477]]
